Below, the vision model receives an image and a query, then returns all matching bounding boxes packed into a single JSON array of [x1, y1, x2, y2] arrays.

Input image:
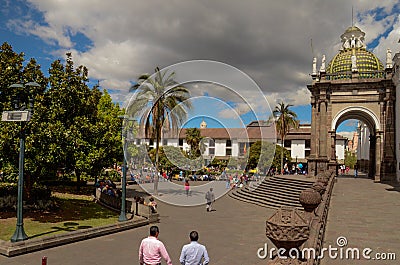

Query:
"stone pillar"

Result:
[[375, 132, 382, 182], [329, 131, 336, 161], [308, 95, 319, 176], [319, 101, 328, 159], [381, 91, 396, 181]]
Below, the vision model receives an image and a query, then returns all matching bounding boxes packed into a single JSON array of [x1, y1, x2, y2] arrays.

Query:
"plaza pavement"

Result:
[[1, 176, 400, 264], [0, 182, 276, 265], [320, 175, 400, 264]]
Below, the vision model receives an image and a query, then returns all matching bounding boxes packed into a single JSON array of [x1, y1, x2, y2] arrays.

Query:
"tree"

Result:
[[271, 102, 299, 174], [129, 67, 192, 194], [0, 44, 123, 193], [272, 145, 291, 172], [185, 127, 203, 158], [248, 141, 276, 172], [344, 150, 357, 169], [0, 42, 47, 192]]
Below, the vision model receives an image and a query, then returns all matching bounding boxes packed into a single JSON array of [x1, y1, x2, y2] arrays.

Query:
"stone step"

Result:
[[254, 182, 310, 194], [229, 191, 302, 209], [229, 176, 313, 209], [266, 177, 313, 188], [235, 189, 300, 205], [240, 185, 302, 199]]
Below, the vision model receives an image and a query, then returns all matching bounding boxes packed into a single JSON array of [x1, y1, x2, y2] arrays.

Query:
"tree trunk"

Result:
[[76, 170, 81, 192], [154, 119, 160, 195], [281, 136, 284, 175]]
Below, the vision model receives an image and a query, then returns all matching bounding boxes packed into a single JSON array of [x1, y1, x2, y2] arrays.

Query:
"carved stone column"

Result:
[[375, 132, 382, 182], [319, 100, 328, 159]]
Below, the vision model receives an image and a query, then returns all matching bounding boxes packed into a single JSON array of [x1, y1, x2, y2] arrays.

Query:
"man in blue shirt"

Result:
[[179, 231, 209, 265]]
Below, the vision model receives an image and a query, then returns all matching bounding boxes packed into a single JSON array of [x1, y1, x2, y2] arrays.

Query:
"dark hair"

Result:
[[189, 231, 199, 241], [149, 197, 154, 202], [150, 226, 159, 236]]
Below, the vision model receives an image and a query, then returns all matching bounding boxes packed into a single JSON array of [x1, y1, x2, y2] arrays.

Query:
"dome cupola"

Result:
[[326, 26, 383, 79]]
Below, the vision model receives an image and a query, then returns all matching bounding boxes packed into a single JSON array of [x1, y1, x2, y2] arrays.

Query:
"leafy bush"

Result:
[[1, 163, 18, 183], [0, 183, 56, 211]]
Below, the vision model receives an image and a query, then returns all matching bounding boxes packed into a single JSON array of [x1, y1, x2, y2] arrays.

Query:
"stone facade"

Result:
[[308, 26, 396, 182]]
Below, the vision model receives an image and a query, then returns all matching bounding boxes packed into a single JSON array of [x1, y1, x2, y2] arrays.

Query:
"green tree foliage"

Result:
[[0, 43, 123, 191], [272, 145, 291, 172], [185, 127, 203, 158], [344, 150, 357, 169], [247, 141, 276, 172]]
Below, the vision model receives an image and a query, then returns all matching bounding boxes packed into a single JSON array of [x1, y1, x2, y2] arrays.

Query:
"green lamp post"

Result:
[[3, 81, 40, 242]]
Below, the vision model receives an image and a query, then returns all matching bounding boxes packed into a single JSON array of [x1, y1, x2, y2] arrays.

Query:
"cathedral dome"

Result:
[[326, 26, 384, 79]]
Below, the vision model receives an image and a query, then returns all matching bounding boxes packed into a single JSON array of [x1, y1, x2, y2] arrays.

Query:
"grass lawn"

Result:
[[0, 186, 119, 241]]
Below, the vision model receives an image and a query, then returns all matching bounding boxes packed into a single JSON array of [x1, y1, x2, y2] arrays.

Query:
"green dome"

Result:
[[327, 48, 383, 74], [326, 26, 384, 79]]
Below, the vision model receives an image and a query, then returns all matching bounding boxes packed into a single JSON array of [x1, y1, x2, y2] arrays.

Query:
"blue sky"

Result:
[[2, 1, 400, 132]]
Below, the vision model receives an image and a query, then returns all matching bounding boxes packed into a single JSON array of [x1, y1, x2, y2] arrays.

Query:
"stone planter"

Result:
[[299, 188, 322, 213], [266, 206, 309, 251], [311, 181, 326, 195], [316, 174, 329, 186], [324, 170, 332, 179]]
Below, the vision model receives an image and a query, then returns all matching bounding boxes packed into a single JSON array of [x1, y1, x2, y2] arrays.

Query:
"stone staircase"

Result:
[[229, 176, 314, 209]]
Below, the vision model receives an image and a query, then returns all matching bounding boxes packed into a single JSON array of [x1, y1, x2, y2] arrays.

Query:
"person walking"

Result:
[[205, 188, 215, 212], [139, 226, 172, 265], [179, 231, 210, 265], [184, 179, 190, 196], [354, 163, 359, 178]]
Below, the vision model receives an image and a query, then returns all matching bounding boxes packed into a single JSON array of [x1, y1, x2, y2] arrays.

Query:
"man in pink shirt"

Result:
[[139, 226, 172, 265]]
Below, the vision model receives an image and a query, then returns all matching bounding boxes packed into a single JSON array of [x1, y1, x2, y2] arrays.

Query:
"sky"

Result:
[[1, 0, 400, 132]]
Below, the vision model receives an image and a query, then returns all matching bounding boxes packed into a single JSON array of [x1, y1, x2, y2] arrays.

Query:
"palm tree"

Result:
[[129, 67, 192, 194], [185, 127, 203, 158], [272, 102, 299, 174]]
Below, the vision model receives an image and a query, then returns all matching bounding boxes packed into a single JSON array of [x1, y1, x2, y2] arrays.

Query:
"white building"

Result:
[[135, 121, 348, 168]]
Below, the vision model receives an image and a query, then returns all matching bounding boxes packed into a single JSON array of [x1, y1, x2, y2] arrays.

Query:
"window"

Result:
[[226, 149, 232, 156], [226, 140, 232, 147], [305, 139, 311, 149], [179, 139, 184, 146], [209, 148, 215, 155], [149, 139, 154, 146], [136, 139, 141, 145], [284, 140, 291, 148], [305, 150, 310, 157], [163, 139, 168, 146], [209, 139, 215, 147]]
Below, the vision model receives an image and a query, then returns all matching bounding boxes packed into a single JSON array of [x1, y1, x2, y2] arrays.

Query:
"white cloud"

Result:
[[8, 0, 400, 107], [7, 19, 73, 48]]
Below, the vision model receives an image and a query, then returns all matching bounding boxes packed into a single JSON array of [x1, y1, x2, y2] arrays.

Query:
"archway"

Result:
[[331, 107, 381, 179]]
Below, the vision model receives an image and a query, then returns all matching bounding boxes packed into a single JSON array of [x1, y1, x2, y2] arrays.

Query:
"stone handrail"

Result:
[[301, 172, 336, 264]]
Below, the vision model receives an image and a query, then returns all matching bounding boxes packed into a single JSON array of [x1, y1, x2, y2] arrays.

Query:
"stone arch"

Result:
[[331, 106, 380, 132], [330, 106, 380, 179]]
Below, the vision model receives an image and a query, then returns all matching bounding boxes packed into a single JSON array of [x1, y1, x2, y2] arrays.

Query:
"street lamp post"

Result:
[[3, 82, 39, 242], [119, 138, 128, 222], [118, 115, 136, 222], [118, 115, 128, 222]]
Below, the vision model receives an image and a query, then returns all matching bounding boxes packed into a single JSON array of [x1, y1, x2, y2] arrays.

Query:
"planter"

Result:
[[311, 181, 326, 195], [299, 188, 322, 213], [316, 174, 329, 186], [266, 206, 309, 251]]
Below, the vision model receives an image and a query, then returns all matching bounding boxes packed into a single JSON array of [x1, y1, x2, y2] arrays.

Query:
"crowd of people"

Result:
[[95, 178, 121, 197]]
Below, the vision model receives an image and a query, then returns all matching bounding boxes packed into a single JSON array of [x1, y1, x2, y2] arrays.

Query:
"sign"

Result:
[[1, 111, 31, 122]]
